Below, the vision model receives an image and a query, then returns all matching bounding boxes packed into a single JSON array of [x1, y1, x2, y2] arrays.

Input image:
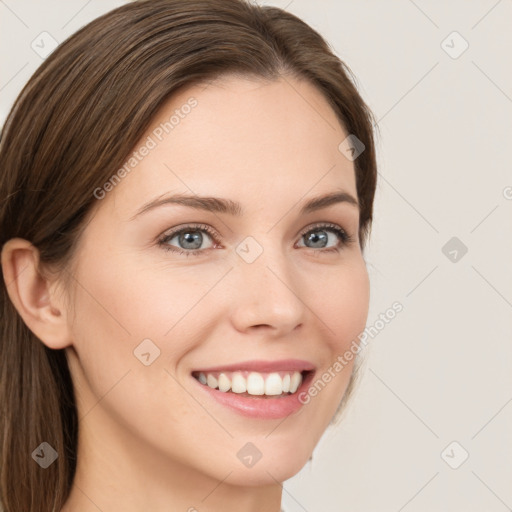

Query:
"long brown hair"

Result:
[[0, 0, 378, 510]]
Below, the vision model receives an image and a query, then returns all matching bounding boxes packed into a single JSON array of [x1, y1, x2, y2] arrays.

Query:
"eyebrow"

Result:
[[130, 190, 359, 221]]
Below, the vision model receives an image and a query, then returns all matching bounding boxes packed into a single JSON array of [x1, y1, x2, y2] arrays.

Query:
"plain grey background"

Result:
[[1, 1, 511, 511]]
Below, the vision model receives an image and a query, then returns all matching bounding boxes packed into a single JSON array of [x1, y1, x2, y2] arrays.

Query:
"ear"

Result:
[[1, 238, 72, 349]]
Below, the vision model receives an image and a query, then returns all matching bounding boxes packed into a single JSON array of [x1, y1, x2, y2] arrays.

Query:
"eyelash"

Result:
[[157, 222, 355, 257]]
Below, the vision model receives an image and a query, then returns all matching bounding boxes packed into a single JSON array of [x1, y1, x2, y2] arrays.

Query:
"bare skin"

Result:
[[2, 74, 370, 512]]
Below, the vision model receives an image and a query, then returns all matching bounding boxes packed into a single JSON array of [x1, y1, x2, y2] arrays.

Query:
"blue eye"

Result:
[[157, 222, 354, 256], [297, 223, 352, 251], [158, 224, 217, 256]]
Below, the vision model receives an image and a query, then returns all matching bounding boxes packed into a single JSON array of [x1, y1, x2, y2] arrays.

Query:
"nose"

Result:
[[229, 244, 306, 337]]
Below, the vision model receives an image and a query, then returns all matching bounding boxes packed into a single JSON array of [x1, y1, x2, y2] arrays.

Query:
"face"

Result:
[[64, 74, 370, 486]]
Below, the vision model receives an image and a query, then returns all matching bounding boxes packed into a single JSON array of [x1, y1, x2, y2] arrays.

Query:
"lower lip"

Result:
[[192, 371, 315, 419]]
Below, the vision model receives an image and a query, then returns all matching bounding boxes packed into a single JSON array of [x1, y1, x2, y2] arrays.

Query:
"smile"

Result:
[[192, 370, 307, 397], [190, 360, 316, 419]]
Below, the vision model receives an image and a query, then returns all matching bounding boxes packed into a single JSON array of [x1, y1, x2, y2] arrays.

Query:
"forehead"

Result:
[[106, 74, 356, 217]]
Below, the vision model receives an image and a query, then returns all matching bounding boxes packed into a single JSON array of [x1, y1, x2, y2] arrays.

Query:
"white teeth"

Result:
[[231, 372, 247, 393], [247, 372, 265, 395], [282, 374, 291, 393], [289, 372, 302, 393], [197, 370, 304, 396], [265, 373, 283, 395], [218, 373, 231, 392], [206, 374, 218, 389]]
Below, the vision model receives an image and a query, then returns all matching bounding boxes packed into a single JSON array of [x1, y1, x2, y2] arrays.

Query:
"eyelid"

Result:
[[298, 221, 347, 237], [159, 223, 219, 242]]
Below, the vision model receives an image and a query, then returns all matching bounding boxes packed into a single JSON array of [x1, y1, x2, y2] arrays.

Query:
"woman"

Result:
[[0, 0, 378, 510]]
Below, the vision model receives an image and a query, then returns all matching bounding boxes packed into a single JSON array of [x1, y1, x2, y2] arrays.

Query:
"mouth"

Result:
[[191, 369, 314, 398], [190, 359, 316, 418]]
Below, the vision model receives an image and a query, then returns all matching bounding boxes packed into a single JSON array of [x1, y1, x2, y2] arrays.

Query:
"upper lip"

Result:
[[192, 359, 316, 374]]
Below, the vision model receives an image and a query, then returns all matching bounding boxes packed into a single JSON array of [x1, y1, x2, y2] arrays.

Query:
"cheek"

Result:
[[68, 250, 228, 414], [296, 258, 369, 422], [72, 250, 218, 349], [306, 257, 370, 351], [67, 255, 228, 469]]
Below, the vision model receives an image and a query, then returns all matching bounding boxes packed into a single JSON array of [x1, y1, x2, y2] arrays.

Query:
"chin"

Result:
[[225, 464, 309, 487], [219, 445, 314, 487]]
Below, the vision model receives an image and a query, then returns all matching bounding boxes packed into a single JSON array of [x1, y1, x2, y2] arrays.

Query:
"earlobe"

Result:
[[1, 237, 72, 350]]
